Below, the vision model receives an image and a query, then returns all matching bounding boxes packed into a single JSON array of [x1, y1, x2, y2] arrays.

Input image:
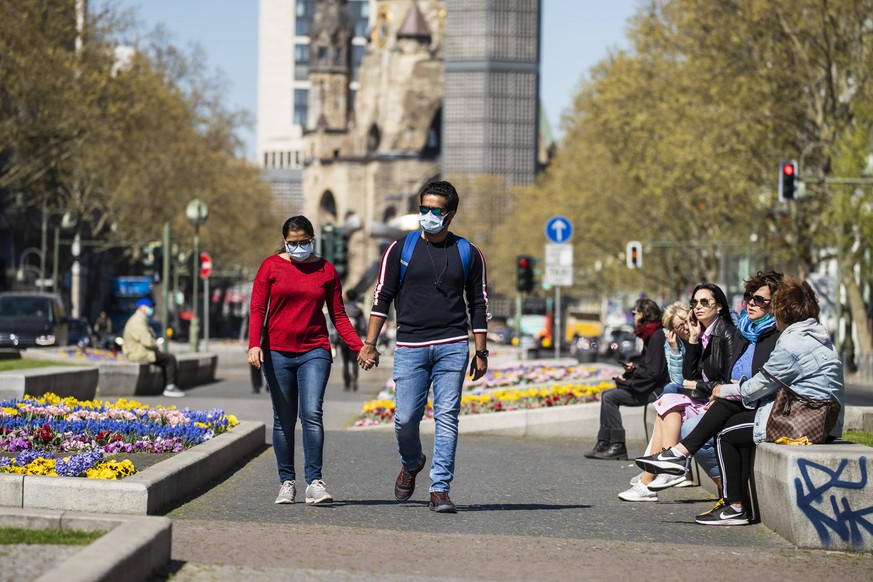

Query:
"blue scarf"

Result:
[[737, 310, 776, 343]]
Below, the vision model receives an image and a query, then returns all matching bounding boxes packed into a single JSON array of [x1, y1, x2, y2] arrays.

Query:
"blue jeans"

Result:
[[680, 411, 720, 479], [263, 348, 332, 484], [661, 382, 681, 394], [393, 341, 469, 493]]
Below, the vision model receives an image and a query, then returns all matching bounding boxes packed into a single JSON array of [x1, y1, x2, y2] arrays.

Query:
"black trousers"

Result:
[[340, 344, 358, 389], [680, 398, 747, 454], [153, 351, 177, 386], [715, 410, 756, 503], [597, 387, 658, 443]]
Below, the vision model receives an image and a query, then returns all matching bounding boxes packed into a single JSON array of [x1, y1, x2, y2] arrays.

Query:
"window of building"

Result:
[[294, 44, 309, 80], [294, 89, 309, 126], [349, 0, 370, 38], [295, 0, 313, 36], [351, 44, 365, 81]]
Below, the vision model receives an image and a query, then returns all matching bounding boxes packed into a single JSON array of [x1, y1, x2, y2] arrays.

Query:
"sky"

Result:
[[113, 0, 637, 160]]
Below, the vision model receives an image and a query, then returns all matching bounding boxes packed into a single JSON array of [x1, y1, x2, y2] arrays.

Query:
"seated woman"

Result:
[[620, 301, 691, 501], [637, 276, 845, 525], [620, 284, 737, 501], [675, 271, 783, 494]]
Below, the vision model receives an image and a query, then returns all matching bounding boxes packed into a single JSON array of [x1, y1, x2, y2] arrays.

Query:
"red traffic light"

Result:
[[518, 258, 529, 267], [782, 163, 795, 176]]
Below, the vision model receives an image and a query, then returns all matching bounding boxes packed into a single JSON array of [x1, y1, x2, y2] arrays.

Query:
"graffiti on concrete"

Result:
[[794, 456, 873, 547]]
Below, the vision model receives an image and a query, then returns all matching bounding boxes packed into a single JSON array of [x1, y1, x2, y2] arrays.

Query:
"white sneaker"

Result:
[[275, 480, 296, 504], [630, 471, 645, 486], [648, 472, 688, 491], [162, 384, 185, 398], [618, 481, 659, 502], [305, 479, 334, 504], [675, 472, 696, 487]]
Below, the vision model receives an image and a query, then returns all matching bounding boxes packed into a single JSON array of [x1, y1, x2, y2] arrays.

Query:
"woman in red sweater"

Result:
[[248, 215, 364, 505]]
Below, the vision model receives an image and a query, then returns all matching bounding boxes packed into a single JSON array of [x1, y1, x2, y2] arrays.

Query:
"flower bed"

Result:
[[52, 347, 125, 363], [355, 380, 614, 427], [0, 393, 238, 479]]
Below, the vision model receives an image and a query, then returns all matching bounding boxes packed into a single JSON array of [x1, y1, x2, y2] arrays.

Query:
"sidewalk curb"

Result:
[[0, 507, 171, 582], [0, 420, 265, 514]]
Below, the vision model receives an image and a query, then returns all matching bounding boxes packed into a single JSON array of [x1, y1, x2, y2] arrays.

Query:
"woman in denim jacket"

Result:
[[637, 277, 844, 525]]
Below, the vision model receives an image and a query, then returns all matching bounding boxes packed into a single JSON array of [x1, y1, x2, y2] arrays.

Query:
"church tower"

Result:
[[307, 0, 351, 131]]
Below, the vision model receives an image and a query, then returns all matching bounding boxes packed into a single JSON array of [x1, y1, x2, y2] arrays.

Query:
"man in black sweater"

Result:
[[358, 181, 489, 513]]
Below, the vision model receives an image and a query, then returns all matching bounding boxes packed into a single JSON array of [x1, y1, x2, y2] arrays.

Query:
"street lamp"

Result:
[[186, 199, 209, 353], [17, 247, 45, 290]]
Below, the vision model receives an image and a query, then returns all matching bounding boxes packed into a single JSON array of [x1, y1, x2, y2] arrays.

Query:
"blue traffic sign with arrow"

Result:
[[545, 216, 573, 244]]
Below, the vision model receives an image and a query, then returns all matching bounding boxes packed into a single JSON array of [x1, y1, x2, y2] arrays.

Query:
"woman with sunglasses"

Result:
[[248, 215, 365, 506], [626, 283, 738, 500], [671, 271, 785, 491]]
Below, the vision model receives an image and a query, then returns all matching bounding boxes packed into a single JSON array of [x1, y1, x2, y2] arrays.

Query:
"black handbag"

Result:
[[762, 369, 841, 444]]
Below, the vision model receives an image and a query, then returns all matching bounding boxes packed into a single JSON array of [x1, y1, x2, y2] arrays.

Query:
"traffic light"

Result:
[[778, 160, 798, 201], [516, 255, 534, 293], [320, 225, 348, 278], [333, 230, 348, 278], [626, 240, 642, 269]]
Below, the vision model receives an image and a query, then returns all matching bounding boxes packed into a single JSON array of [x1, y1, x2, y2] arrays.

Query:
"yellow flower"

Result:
[[1, 407, 18, 416], [226, 414, 239, 427]]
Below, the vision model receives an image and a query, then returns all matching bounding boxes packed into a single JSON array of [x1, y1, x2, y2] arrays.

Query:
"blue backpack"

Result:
[[399, 231, 472, 285]]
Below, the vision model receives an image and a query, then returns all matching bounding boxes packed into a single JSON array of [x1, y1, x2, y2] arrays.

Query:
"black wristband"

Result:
[[364, 341, 377, 347]]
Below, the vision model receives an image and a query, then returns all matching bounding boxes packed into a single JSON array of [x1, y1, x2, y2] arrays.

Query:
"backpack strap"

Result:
[[399, 232, 473, 285], [399, 231, 420, 285]]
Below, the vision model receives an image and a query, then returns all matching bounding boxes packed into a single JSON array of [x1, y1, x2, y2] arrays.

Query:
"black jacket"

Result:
[[727, 324, 781, 377], [617, 327, 669, 395], [682, 318, 740, 397]]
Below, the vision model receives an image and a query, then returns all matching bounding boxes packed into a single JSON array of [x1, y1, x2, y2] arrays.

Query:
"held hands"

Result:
[[358, 344, 380, 371], [247, 347, 263, 370]]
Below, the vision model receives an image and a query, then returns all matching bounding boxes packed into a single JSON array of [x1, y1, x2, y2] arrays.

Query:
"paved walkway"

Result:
[[127, 345, 873, 580]]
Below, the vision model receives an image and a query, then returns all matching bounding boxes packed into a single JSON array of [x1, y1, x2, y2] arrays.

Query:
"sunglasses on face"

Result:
[[285, 239, 312, 249], [689, 298, 716, 308], [744, 293, 772, 307], [419, 206, 447, 216]]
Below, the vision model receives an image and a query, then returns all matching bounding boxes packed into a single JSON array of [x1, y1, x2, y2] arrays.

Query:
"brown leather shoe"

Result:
[[394, 454, 426, 501]]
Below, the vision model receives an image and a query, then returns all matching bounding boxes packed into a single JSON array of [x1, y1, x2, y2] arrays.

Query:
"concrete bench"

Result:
[[97, 353, 218, 397], [697, 405, 873, 552], [0, 366, 99, 401]]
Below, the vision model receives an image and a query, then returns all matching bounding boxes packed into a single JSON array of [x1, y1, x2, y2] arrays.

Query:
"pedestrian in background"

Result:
[[122, 298, 183, 397], [248, 215, 364, 506], [358, 180, 490, 514], [340, 290, 366, 391], [585, 298, 668, 461]]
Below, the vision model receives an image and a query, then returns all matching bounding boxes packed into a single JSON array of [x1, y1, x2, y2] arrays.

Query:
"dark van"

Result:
[[0, 292, 69, 348]]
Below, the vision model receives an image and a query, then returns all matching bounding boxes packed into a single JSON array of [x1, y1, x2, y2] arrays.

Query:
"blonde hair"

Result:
[[662, 301, 690, 329]]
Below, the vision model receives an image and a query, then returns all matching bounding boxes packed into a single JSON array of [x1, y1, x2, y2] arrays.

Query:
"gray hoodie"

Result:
[[718, 318, 844, 443]]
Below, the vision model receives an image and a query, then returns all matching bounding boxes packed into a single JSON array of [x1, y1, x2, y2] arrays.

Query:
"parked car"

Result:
[[570, 335, 599, 363], [0, 292, 69, 348], [599, 326, 639, 362], [67, 317, 97, 348]]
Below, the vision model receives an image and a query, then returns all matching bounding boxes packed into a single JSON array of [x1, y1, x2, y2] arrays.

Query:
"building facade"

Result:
[[257, 0, 542, 289]]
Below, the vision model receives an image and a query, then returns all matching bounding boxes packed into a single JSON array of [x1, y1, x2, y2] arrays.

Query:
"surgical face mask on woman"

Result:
[[285, 242, 313, 262], [419, 211, 446, 234]]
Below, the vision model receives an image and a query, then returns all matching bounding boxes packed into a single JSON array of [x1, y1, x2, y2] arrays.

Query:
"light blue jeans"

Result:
[[393, 341, 469, 493], [680, 411, 720, 479], [263, 348, 332, 484]]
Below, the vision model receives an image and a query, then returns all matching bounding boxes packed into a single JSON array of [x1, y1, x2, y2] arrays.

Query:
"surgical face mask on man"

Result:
[[145, 307, 155, 318], [285, 242, 313, 262], [419, 211, 446, 234]]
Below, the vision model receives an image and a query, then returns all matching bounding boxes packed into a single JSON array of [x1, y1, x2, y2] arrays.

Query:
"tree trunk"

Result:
[[843, 273, 872, 354]]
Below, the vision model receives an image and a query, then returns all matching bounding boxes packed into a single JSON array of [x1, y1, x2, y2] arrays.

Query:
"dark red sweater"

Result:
[[248, 255, 363, 354]]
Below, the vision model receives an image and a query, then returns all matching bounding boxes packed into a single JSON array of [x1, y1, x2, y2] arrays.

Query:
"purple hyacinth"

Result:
[[15, 449, 53, 466], [55, 449, 104, 477]]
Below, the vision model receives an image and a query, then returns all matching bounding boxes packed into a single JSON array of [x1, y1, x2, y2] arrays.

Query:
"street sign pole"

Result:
[[203, 275, 209, 353], [544, 216, 574, 360], [555, 286, 561, 360]]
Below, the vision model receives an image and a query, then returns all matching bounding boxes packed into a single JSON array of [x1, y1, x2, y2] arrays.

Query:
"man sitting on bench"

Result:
[[122, 298, 184, 398]]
